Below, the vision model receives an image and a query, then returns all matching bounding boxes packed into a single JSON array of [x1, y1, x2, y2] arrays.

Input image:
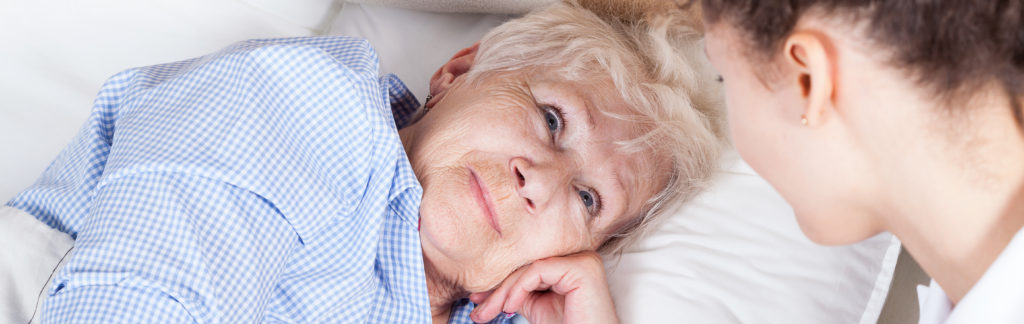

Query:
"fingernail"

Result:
[[504, 312, 515, 319]]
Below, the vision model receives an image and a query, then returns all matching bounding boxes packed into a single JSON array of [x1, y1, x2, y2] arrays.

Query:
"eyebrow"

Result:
[[593, 152, 632, 233], [594, 169, 631, 240], [575, 89, 598, 132], [582, 104, 597, 131], [613, 168, 628, 217]]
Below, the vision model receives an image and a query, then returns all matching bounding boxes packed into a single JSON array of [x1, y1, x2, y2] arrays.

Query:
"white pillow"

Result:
[[326, 2, 511, 100], [326, 3, 900, 323], [607, 150, 899, 323]]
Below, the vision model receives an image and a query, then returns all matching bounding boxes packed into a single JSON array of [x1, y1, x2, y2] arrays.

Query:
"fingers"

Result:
[[469, 291, 491, 304], [502, 261, 566, 315], [471, 266, 526, 322], [471, 252, 610, 323]]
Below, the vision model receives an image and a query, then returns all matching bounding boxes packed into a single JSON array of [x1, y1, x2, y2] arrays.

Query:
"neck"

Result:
[[424, 252, 465, 324], [879, 92, 1024, 303], [893, 184, 1024, 303], [398, 124, 418, 160], [401, 106, 464, 322]]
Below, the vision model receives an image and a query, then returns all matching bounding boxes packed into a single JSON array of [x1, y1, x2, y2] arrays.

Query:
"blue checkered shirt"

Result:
[[8, 36, 511, 324]]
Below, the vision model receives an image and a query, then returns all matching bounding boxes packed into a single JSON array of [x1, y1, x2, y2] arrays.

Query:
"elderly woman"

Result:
[[701, 0, 1023, 322], [4, 1, 722, 323]]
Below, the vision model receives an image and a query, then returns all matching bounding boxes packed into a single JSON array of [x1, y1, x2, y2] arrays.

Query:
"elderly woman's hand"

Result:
[[468, 251, 619, 324]]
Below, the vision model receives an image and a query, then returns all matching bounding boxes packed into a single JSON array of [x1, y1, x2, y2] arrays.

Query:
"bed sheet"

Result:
[[0, 206, 73, 323]]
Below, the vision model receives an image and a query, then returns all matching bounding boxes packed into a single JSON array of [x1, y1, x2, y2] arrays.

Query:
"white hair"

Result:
[[466, 0, 727, 254]]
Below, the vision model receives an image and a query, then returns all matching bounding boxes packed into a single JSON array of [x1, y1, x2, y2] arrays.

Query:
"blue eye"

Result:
[[542, 105, 563, 133], [578, 190, 594, 207], [578, 188, 602, 218]]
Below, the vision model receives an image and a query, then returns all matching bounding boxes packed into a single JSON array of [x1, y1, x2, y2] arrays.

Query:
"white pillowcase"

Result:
[[326, 3, 899, 323], [607, 150, 899, 323], [327, 2, 511, 100]]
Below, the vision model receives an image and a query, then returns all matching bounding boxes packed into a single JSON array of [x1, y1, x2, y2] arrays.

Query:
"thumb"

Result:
[[469, 291, 492, 304]]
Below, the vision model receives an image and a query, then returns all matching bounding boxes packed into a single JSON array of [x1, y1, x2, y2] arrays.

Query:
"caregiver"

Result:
[[700, 0, 1024, 322]]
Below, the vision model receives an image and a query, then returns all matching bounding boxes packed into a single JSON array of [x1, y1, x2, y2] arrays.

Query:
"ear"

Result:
[[783, 31, 835, 126], [426, 42, 479, 109]]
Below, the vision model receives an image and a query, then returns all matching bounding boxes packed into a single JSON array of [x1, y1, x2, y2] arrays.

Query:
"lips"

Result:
[[468, 167, 502, 235]]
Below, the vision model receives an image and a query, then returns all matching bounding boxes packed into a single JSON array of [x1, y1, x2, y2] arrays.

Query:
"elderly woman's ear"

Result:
[[426, 42, 479, 109]]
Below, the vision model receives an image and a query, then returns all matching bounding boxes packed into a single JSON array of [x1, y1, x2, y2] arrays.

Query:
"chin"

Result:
[[418, 194, 470, 252], [795, 210, 880, 246], [418, 187, 495, 261], [418, 205, 517, 294]]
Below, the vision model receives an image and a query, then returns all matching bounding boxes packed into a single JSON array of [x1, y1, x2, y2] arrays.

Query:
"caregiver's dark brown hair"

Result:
[[701, 0, 1024, 124]]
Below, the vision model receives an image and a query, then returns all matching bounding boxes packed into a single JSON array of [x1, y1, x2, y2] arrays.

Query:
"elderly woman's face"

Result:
[[404, 62, 667, 293]]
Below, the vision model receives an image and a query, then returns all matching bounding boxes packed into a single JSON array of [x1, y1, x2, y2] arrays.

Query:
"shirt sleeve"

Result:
[[25, 36, 392, 322], [42, 172, 298, 323]]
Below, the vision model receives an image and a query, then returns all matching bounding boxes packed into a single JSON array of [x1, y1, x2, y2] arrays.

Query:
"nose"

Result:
[[509, 156, 568, 214]]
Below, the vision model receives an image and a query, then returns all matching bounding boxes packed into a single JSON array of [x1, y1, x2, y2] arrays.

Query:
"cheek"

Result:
[[460, 204, 591, 291], [419, 155, 503, 245], [435, 108, 538, 159], [725, 88, 778, 170], [725, 104, 877, 245], [723, 87, 818, 232], [513, 215, 586, 252]]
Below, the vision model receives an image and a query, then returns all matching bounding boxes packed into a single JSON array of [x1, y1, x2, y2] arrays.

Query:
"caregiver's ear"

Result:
[[783, 31, 835, 126], [427, 42, 479, 108]]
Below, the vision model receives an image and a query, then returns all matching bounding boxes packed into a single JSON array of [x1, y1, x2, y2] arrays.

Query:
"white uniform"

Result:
[[917, 227, 1024, 323]]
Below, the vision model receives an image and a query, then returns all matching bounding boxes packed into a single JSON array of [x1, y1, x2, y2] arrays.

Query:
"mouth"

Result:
[[468, 166, 502, 236]]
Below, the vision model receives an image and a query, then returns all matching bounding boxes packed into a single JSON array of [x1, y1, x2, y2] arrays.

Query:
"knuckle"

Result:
[[578, 251, 603, 265], [532, 258, 553, 268]]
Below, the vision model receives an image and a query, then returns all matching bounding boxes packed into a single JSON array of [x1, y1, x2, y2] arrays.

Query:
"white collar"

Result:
[[916, 279, 951, 323], [917, 226, 1024, 323]]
